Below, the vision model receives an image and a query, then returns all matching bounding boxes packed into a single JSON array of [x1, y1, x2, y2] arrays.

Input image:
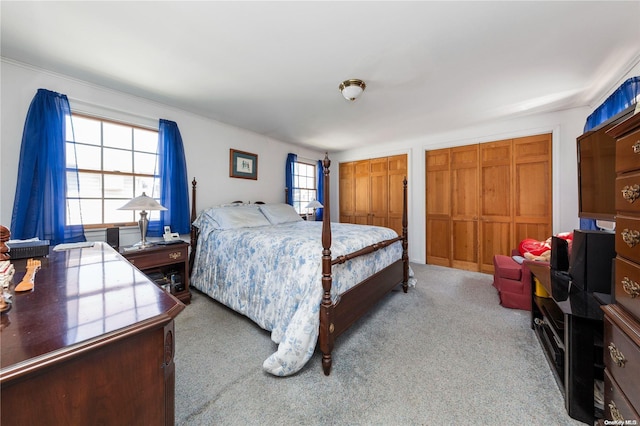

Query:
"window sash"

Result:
[[291, 161, 317, 214], [66, 114, 159, 228]]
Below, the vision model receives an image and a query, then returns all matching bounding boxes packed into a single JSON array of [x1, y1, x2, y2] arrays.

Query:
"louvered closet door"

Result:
[[451, 145, 480, 271], [426, 149, 452, 267], [480, 140, 513, 273]]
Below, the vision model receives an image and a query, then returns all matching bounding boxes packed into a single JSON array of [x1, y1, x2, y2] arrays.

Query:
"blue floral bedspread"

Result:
[[190, 220, 404, 376]]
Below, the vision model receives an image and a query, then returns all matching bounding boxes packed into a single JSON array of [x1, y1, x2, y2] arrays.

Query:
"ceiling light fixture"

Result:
[[339, 79, 366, 101]]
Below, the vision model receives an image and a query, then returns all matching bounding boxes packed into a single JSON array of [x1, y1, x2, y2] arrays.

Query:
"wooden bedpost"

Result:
[[189, 178, 198, 274], [402, 177, 409, 293], [319, 153, 334, 376]]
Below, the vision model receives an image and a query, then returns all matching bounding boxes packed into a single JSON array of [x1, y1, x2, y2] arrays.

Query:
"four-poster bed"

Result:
[[189, 154, 409, 376]]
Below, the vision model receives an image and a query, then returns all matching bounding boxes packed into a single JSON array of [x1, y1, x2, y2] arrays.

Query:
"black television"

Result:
[[568, 229, 615, 294], [577, 105, 635, 221]]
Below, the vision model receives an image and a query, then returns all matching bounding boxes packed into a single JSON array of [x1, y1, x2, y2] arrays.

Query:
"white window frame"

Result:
[[65, 113, 160, 229], [291, 161, 317, 215]]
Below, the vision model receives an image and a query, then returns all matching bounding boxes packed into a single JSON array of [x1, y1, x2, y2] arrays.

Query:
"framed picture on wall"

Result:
[[229, 149, 258, 180]]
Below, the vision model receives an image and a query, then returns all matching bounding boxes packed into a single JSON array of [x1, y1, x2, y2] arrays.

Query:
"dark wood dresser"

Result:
[[1, 242, 184, 425], [602, 111, 640, 423]]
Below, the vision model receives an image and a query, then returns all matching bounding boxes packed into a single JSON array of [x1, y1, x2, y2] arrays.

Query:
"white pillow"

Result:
[[207, 205, 271, 230], [259, 203, 302, 225]]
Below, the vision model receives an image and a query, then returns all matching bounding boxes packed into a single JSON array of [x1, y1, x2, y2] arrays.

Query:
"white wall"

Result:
[[0, 59, 324, 245]]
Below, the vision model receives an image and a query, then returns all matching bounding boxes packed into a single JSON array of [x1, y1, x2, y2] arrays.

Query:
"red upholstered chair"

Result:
[[492, 250, 532, 311]]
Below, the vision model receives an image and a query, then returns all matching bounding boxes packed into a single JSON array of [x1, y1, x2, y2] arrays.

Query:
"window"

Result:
[[291, 161, 317, 215], [65, 114, 160, 228]]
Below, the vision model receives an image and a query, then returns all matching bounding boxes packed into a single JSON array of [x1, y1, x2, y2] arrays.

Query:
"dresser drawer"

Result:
[[617, 215, 640, 264], [616, 172, 640, 214], [604, 315, 640, 410], [616, 126, 640, 174], [125, 246, 187, 269], [604, 368, 640, 424], [615, 257, 640, 322]]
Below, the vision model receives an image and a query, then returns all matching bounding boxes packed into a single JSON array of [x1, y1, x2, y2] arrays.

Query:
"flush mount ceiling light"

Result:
[[339, 79, 366, 101]]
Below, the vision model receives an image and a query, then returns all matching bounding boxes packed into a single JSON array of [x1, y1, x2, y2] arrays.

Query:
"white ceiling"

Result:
[[2, 1, 639, 151]]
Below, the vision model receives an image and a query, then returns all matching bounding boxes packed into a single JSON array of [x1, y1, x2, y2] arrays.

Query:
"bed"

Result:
[[189, 154, 410, 376]]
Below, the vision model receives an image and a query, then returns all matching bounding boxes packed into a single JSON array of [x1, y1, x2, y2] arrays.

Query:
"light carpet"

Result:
[[174, 263, 585, 425]]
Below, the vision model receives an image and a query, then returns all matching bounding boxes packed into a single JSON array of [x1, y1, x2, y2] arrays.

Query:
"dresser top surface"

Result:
[[1, 242, 183, 372]]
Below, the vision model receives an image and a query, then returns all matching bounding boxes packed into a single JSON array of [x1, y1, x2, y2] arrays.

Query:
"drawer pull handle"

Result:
[[621, 229, 640, 248], [622, 184, 640, 203], [608, 343, 626, 368], [622, 276, 640, 298], [169, 252, 182, 260], [634, 140, 640, 154], [608, 400, 625, 422]]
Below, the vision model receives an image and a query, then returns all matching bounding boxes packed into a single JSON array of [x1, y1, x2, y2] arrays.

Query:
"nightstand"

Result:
[[121, 242, 191, 304]]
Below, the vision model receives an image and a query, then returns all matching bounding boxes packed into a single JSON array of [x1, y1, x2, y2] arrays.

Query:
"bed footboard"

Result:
[[319, 153, 408, 375]]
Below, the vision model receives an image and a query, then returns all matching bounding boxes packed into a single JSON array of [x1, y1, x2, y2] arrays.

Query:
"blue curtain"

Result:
[[315, 159, 324, 221], [581, 76, 639, 230], [584, 76, 640, 132], [11, 89, 85, 245], [147, 119, 190, 236], [285, 153, 297, 205]]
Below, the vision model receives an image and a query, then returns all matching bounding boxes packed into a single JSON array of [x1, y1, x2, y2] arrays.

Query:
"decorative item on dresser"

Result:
[[189, 153, 410, 376], [602, 111, 640, 424], [0, 225, 9, 261]]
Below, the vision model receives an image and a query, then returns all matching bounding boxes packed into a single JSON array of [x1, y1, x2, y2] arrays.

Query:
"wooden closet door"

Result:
[[426, 149, 451, 267], [369, 158, 389, 227], [339, 162, 355, 223], [480, 140, 513, 273], [388, 154, 408, 236], [513, 134, 552, 245], [353, 160, 371, 225], [451, 145, 479, 271]]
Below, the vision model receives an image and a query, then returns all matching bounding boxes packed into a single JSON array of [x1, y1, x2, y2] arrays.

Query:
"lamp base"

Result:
[[136, 210, 153, 249], [132, 240, 156, 249]]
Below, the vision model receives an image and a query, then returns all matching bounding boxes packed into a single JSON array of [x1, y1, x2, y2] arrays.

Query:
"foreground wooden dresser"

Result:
[[1, 242, 185, 425], [602, 111, 640, 423]]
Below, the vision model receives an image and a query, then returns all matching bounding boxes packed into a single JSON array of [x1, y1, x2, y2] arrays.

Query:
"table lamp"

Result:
[[304, 200, 323, 221], [118, 192, 167, 249]]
